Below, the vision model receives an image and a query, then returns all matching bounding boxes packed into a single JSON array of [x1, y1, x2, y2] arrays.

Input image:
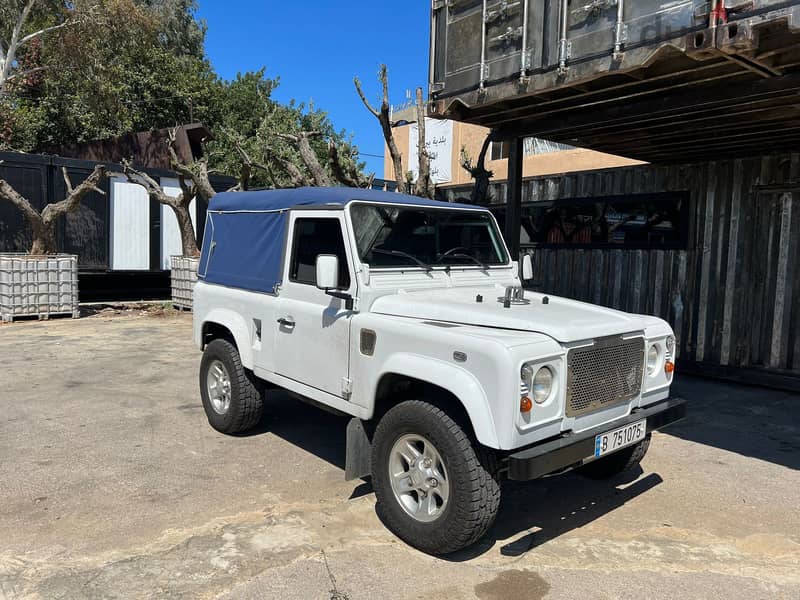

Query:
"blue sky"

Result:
[[197, 1, 431, 177]]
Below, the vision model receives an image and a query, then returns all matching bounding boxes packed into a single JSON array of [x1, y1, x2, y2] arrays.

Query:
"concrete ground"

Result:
[[0, 310, 798, 600]]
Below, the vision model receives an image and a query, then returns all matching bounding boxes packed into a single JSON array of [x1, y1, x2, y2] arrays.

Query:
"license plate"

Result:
[[594, 419, 646, 458]]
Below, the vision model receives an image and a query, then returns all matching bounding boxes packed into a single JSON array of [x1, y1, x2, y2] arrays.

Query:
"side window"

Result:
[[289, 218, 351, 289]]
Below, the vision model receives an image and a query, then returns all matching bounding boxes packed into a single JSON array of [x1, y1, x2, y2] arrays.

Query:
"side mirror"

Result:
[[522, 254, 533, 281], [315, 254, 339, 290]]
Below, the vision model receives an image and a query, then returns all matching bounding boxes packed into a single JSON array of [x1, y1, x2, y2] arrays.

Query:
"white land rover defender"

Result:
[[193, 187, 686, 555]]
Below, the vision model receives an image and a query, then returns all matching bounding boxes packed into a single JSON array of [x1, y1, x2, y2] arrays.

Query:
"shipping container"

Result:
[[429, 0, 800, 162]]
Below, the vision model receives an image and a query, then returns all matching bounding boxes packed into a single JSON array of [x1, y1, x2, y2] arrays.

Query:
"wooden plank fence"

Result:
[[442, 153, 800, 380]]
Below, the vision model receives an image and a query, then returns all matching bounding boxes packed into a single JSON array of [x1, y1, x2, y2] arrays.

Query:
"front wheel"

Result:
[[371, 400, 500, 555], [199, 338, 264, 434]]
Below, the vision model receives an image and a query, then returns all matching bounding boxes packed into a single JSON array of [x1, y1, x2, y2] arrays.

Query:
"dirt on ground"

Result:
[[0, 312, 798, 599]]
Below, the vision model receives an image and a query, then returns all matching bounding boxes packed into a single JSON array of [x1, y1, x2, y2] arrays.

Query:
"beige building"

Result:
[[383, 106, 642, 193]]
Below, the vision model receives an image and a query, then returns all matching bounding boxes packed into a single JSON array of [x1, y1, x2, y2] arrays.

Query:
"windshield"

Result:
[[350, 203, 508, 269]]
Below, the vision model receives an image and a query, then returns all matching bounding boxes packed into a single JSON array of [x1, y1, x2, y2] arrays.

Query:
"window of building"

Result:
[[491, 192, 688, 250], [289, 218, 351, 289], [524, 138, 576, 155], [490, 141, 510, 161], [490, 138, 575, 161]]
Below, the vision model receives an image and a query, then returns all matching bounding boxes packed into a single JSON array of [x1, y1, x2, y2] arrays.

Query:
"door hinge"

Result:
[[341, 377, 353, 398]]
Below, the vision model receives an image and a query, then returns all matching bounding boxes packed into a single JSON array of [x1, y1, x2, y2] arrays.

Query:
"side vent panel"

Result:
[[360, 329, 377, 356]]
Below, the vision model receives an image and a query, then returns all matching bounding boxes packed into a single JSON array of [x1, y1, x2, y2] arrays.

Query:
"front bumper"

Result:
[[505, 397, 687, 481]]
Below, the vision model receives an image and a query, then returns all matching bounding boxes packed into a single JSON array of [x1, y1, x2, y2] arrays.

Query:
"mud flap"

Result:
[[345, 418, 372, 481]]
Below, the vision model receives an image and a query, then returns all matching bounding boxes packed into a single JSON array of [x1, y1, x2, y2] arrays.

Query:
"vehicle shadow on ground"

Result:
[[235, 389, 351, 470], [241, 391, 666, 559], [443, 469, 662, 561], [667, 375, 800, 471]]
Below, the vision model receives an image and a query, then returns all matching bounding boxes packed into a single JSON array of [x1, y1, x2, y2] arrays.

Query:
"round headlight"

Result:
[[532, 367, 553, 404], [647, 345, 660, 375]]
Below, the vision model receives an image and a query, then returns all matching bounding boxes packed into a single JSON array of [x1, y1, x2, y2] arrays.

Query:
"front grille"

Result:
[[566, 335, 644, 417]]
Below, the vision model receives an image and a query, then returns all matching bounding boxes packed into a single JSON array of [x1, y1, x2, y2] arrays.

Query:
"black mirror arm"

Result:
[[325, 289, 354, 310]]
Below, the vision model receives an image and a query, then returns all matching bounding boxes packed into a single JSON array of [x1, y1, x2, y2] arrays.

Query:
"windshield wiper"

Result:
[[372, 248, 433, 272], [440, 253, 487, 269]]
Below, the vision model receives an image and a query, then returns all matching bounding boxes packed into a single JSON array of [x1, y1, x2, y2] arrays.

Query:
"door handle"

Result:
[[277, 317, 295, 329]]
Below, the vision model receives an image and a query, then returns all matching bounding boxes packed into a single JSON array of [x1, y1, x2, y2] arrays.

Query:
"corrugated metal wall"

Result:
[[109, 177, 150, 270], [443, 153, 800, 377]]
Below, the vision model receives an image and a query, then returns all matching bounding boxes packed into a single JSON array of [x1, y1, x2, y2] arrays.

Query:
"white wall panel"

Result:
[[110, 177, 149, 270], [160, 177, 196, 270]]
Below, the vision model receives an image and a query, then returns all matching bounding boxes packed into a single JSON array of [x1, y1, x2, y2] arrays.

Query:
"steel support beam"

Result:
[[505, 137, 524, 260]]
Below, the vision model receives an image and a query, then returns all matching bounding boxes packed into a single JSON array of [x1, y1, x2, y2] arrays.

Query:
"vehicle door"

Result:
[[274, 210, 355, 398]]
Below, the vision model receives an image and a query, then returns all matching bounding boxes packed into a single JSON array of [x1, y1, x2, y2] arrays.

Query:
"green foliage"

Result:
[[206, 73, 365, 188], [0, 0, 367, 187], [2, 0, 218, 149]]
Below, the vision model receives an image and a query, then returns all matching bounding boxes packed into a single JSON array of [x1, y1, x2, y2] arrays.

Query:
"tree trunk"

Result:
[[382, 115, 406, 194], [471, 134, 493, 205], [295, 134, 330, 187], [28, 217, 57, 255], [354, 65, 407, 193], [172, 203, 199, 257], [0, 176, 57, 254], [460, 134, 494, 205], [414, 87, 435, 199]]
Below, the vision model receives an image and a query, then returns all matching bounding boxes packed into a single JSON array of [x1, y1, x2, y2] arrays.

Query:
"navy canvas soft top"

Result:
[[198, 187, 484, 294], [207, 186, 479, 212]]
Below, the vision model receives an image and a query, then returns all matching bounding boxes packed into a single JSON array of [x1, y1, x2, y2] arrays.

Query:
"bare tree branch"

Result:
[[119, 158, 199, 257], [61, 166, 74, 195], [0, 0, 35, 93], [354, 65, 406, 193], [353, 76, 379, 119], [0, 0, 81, 94], [278, 131, 331, 186], [42, 164, 107, 223], [119, 159, 177, 207], [17, 20, 72, 48], [460, 133, 494, 205], [166, 128, 216, 203], [266, 149, 311, 187], [327, 141, 366, 188], [229, 135, 281, 191], [4, 65, 48, 83]]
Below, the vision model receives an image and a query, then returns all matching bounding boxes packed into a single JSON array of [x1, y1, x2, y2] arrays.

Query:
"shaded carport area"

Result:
[[669, 376, 800, 471]]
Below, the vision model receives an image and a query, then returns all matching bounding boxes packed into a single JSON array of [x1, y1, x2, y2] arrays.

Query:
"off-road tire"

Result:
[[199, 338, 263, 434], [371, 400, 501, 555], [577, 434, 651, 480]]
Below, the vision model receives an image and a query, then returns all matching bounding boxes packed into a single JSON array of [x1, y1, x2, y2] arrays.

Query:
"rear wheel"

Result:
[[199, 338, 263, 434], [371, 400, 500, 555], [577, 435, 651, 480]]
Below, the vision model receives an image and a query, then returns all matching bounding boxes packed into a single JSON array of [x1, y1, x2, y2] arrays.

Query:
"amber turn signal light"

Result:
[[664, 360, 675, 374], [520, 396, 533, 413]]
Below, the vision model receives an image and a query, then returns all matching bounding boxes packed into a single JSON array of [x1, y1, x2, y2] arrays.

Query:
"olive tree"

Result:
[[118, 128, 227, 257], [354, 65, 434, 198], [0, 162, 106, 254]]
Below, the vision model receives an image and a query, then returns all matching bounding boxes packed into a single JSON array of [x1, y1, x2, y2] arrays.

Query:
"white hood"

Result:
[[369, 287, 648, 343]]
